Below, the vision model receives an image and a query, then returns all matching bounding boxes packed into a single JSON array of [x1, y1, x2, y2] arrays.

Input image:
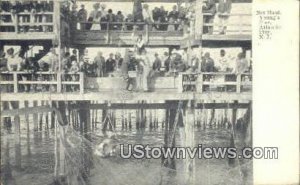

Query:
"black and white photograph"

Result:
[[0, 0, 298, 185]]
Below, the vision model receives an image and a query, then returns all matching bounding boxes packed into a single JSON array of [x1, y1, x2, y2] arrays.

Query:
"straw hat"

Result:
[[101, 4, 106, 9]]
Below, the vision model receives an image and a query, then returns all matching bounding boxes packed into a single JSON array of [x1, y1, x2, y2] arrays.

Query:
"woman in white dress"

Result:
[[91, 12, 102, 30]]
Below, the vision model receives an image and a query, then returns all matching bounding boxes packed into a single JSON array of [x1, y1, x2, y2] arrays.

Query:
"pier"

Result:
[[0, 0, 252, 185]]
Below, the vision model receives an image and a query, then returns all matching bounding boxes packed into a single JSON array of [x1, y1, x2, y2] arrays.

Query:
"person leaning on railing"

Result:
[[168, 5, 179, 30], [124, 14, 134, 31], [200, 52, 216, 82], [6, 48, 22, 72], [234, 52, 249, 74], [77, 4, 87, 30], [115, 11, 125, 30], [21, 57, 40, 92]]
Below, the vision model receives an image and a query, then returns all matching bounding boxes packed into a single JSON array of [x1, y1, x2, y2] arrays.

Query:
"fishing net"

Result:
[[1, 99, 252, 185]]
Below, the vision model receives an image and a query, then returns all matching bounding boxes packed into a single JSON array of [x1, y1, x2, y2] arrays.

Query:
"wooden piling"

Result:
[[33, 101, 39, 131], [128, 112, 132, 130], [181, 100, 195, 185], [51, 101, 57, 129], [2, 133, 13, 183], [14, 102, 22, 170], [77, 101, 93, 180], [232, 100, 238, 132], [45, 101, 49, 130], [24, 101, 31, 157], [2, 101, 12, 132], [39, 101, 44, 131]]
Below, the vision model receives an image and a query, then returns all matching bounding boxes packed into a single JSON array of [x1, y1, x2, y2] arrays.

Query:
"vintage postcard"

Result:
[[0, 0, 298, 185]]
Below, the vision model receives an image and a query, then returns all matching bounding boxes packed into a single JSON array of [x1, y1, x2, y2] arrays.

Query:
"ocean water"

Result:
[[1, 107, 252, 185]]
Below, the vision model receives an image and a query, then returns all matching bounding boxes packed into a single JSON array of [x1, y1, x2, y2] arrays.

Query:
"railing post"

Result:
[[79, 72, 84, 94], [105, 22, 109, 44], [196, 73, 203, 93], [14, 14, 18, 33], [236, 73, 241, 93], [177, 73, 183, 93], [145, 24, 149, 43], [194, 0, 203, 39], [57, 72, 62, 93], [13, 72, 18, 93]]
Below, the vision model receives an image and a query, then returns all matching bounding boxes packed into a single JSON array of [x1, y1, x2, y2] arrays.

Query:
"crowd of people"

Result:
[[71, 3, 195, 32], [1, 0, 233, 34], [0, 1, 56, 32], [0, 40, 251, 92], [71, 0, 232, 34]]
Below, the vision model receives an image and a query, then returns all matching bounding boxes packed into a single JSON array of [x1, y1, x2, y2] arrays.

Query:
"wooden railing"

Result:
[[0, 12, 55, 33], [0, 71, 84, 94], [0, 71, 251, 94], [202, 13, 252, 34], [178, 72, 252, 93], [75, 13, 251, 34]]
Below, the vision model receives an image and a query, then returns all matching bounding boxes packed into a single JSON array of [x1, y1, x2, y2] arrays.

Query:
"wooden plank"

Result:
[[68, 102, 250, 110], [79, 73, 84, 94], [0, 102, 250, 118], [57, 73, 62, 93], [18, 81, 58, 85], [0, 33, 56, 40], [76, 0, 252, 3], [236, 74, 242, 93], [14, 102, 21, 170], [1, 91, 252, 101], [13, 72, 18, 93]]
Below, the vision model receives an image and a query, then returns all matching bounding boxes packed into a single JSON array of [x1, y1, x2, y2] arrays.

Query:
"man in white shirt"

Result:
[[6, 48, 23, 71], [135, 34, 145, 55], [45, 48, 59, 72], [216, 49, 233, 72], [142, 4, 153, 30]]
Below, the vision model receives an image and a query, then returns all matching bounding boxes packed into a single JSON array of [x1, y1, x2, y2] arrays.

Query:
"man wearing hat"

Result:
[[142, 4, 154, 30], [77, 4, 87, 30], [87, 3, 100, 30], [100, 4, 107, 18]]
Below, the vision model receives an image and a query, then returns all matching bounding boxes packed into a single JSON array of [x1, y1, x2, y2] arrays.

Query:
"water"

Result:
[[1, 109, 252, 185]]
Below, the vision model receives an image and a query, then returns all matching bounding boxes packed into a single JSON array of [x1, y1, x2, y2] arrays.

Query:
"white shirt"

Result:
[[142, 9, 153, 21], [136, 38, 145, 49], [6, 55, 22, 71]]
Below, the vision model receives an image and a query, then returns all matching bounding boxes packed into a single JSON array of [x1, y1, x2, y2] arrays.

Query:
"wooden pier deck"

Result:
[[0, 89, 251, 102]]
